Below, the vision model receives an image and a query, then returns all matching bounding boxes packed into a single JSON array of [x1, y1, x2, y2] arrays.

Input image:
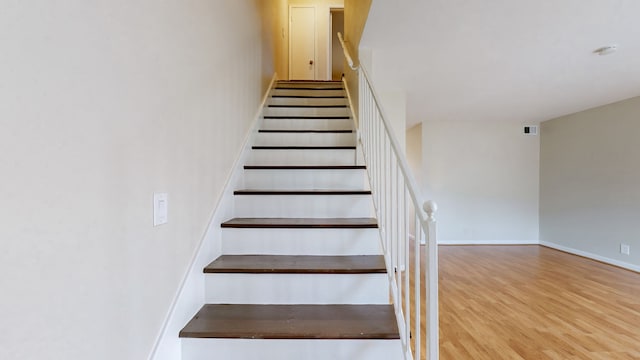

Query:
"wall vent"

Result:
[[523, 126, 538, 136]]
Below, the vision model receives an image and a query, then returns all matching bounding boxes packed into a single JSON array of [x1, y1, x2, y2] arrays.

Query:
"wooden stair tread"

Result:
[[275, 87, 344, 91], [204, 255, 386, 274], [221, 217, 378, 228], [263, 116, 350, 119], [277, 80, 342, 83], [244, 165, 366, 170], [179, 304, 399, 339], [258, 129, 353, 133], [272, 95, 346, 99], [234, 189, 371, 195], [252, 146, 356, 150], [268, 105, 348, 108]]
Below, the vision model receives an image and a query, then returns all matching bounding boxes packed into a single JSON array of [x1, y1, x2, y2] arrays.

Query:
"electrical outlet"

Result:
[[620, 244, 630, 256]]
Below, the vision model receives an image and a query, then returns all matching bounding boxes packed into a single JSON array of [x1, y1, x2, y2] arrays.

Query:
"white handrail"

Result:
[[359, 65, 427, 224], [338, 33, 439, 360], [337, 32, 358, 71]]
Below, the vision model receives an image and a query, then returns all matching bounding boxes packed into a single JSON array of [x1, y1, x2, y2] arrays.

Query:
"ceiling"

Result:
[[360, 0, 640, 128]]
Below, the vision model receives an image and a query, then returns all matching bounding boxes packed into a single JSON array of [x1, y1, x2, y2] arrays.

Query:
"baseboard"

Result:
[[148, 73, 278, 360], [540, 241, 640, 273], [438, 240, 540, 245]]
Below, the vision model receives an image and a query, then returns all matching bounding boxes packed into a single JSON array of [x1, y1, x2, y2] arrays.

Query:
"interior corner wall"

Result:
[[0, 1, 265, 359], [343, 0, 371, 62], [331, 10, 345, 81], [423, 119, 540, 244], [261, 0, 289, 81], [406, 124, 423, 237], [259, 0, 277, 88], [540, 97, 640, 269], [407, 124, 423, 186], [343, 0, 372, 118]]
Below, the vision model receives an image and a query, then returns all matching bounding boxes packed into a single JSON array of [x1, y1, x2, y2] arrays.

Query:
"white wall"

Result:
[[261, 0, 289, 82], [423, 119, 540, 244], [540, 97, 640, 270], [0, 1, 265, 359], [362, 46, 540, 245], [342, 0, 372, 119], [358, 48, 406, 151]]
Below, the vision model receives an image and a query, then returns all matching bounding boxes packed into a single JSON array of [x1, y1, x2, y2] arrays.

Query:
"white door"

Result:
[[289, 6, 316, 80]]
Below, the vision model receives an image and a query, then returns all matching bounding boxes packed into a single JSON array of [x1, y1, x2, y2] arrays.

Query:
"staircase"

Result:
[[179, 80, 402, 359]]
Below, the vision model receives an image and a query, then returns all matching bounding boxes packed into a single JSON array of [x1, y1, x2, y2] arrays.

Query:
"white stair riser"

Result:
[[231, 194, 373, 217], [272, 89, 345, 97], [182, 339, 403, 360], [262, 118, 353, 131], [248, 149, 356, 166], [242, 169, 368, 190], [269, 97, 348, 106], [221, 228, 381, 256], [277, 81, 343, 88], [233, 194, 374, 218], [205, 273, 388, 304], [264, 107, 350, 117], [254, 132, 355, 146]]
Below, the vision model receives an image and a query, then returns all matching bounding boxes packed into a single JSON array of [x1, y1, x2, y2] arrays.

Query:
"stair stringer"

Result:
[[147, 74, 277, 360]]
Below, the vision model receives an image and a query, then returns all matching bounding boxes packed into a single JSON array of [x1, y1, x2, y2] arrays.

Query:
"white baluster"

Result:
[[423, 200, 438, 360]]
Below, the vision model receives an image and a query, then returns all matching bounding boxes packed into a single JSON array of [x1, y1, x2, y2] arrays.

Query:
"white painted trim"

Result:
[[540, 241, 640, 273], [438, 240, 540, 245], [328, 11, 332, 81], [182, 338, 403, 359], [147, 74, 278, 360]]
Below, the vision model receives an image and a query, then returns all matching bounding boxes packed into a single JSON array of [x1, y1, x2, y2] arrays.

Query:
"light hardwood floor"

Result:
[[436, 245, 640, 360]]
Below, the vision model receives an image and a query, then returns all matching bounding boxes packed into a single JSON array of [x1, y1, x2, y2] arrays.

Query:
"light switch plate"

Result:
[[154, 193, 168, 226]]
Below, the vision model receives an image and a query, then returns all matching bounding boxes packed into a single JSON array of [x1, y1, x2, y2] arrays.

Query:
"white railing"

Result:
[[337, 32, 358, 71], [338, 33, 439, 360]]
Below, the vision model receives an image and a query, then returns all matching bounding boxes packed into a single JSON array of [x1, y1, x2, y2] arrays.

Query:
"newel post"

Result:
[[423, 200, 439, 360], [423, 200, 437, 222]]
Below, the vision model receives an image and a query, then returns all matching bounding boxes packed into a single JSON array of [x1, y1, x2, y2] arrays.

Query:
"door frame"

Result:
[[328, 6, 345, 81], [289, 5, 317, 80]]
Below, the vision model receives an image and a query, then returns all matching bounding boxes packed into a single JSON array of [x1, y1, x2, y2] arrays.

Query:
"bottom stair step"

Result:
[[221, 217, 378, 228], [204, 255, 386, 274], [179, 304, 399, 339]]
